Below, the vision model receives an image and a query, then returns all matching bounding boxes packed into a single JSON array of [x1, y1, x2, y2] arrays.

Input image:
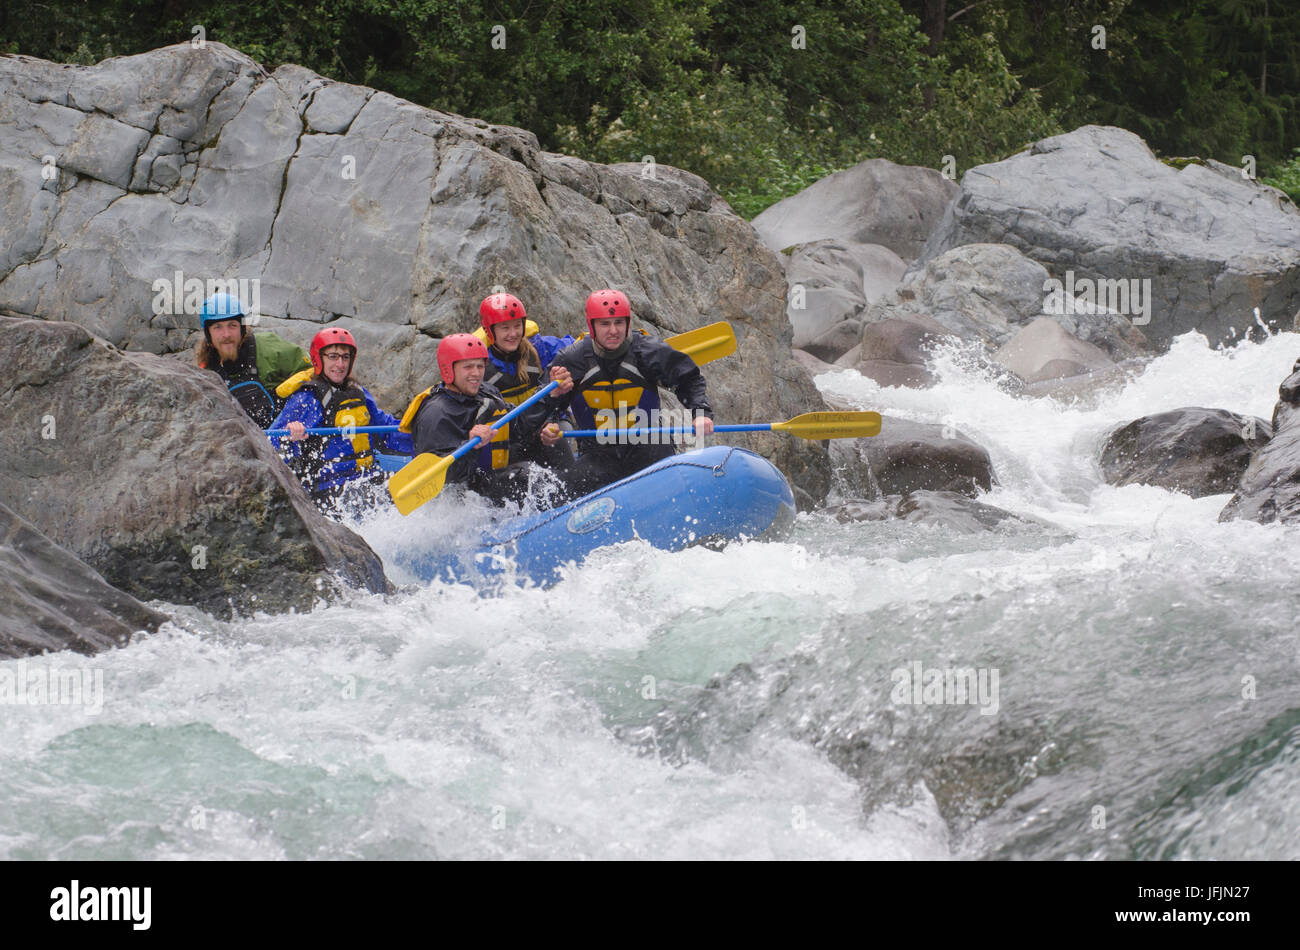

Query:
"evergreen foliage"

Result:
[[2, 0, 1295, 216]]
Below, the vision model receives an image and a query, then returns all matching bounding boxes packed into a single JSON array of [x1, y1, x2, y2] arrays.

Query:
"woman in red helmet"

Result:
[[475, 291, 577, 471], [398, 332, 572, 504], [270, 326, 413, 509]]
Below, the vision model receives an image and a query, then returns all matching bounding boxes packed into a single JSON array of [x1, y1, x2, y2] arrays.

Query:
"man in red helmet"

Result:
[[270, 326, 412, 510], [546, 289, 714, 497], [399, 332, 573, 504]]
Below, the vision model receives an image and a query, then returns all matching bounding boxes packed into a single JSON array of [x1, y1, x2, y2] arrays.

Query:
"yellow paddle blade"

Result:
[[665, 321, 736, 366], [388, 452, 455, 516], [770, 411, 882, 440]]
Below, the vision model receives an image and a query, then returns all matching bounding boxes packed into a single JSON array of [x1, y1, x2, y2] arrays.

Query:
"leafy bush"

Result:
[[1262, 149, 1300, 203]]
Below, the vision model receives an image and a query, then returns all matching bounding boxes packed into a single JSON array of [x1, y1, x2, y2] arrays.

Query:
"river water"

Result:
[[3, 330, 1298, 860]]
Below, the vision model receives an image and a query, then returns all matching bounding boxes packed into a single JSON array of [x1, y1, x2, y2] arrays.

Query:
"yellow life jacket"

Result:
[[399, 386, 511, 470], [476, 321, 545, 407], [579, 368, 648, 432], [278, 371, 373, 468], [477, 400, 511, 470], [472, 319, 540, 346], [486, 363, 543, 407], [398, 388, 432, 434]]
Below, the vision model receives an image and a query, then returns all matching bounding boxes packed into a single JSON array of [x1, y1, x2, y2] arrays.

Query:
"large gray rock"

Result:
[[870, 244, 1042, 345], [828, 490, 1035, 532], [854, 314, 956, 389], [1100, 407, 1271, 497], [791, 348, 839, 377], [1221, 359, 1300, 523], [752, 159, 958, 260], [0, 44, 829, 502], [830, 416, 995, 499], [804, 319, 865, 364], [1, 500, 168, 658], [0, 317, 389, 616], [1199, 158, 1299, 216], [783, 240, 906, 354], [995, 317, 1115, 382], [870, 243, 1147, 359], [915, 126, 1300, 348], [1020, 360, 1146, 401]]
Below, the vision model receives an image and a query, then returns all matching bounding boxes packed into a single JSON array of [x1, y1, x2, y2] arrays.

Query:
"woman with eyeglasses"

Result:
[[269, 326, 412, 511]]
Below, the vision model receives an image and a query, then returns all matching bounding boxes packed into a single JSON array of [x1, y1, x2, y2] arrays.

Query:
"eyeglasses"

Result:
[[321, 352, 352, 362]]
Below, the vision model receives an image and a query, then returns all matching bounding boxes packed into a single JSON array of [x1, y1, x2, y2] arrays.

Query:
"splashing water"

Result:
[[3, 332, 1298, 859]]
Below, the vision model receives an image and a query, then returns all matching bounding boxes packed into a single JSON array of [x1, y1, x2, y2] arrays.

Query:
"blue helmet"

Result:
[[200, 293, 246, 329]]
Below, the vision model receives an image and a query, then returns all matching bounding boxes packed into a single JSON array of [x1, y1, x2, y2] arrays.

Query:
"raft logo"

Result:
[[0, 661, 103, 715], [1043, 269, 1152, 325], [150, 271, 261, 322], [594, 408, 706, 448], [890, 660, 999, 716], [50, 880, 151, 931], [566, 496, 617, 535]]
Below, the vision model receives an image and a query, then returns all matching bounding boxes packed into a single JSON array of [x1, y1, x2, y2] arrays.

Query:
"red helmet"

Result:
[[478, 293, 527, 344], [585, 289, 632, 337], [310, 327, 357, 375], [437, 333, 489, 385]]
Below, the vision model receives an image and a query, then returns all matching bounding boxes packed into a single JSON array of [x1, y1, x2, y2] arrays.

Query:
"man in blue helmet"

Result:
[[195, 292, 310, 428]]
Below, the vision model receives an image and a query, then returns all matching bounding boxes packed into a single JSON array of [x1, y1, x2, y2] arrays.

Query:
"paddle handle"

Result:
[[451, 381, 561, 461], [563, 424, 770, 438], [265, 425, 401, 438]]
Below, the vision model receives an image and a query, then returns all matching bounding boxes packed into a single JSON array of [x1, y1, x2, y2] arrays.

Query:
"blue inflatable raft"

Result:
[[386, 445, 796, 587]]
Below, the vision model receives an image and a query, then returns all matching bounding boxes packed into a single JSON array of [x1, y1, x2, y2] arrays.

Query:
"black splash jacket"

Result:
[[408, 382, 551, 484], [548, 334, 714, 459]]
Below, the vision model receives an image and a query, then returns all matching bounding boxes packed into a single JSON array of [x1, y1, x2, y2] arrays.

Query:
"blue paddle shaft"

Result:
[[266, 380, 560, 443], [266, 425, 401, 437], [451, 381, 561, 461], [563, 424, 771, 438]]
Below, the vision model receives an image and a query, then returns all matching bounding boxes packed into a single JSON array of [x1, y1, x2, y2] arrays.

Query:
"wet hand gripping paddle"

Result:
[[563, 411, 883, 441]]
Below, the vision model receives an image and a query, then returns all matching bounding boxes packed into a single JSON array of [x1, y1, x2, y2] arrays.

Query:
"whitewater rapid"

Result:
[[3, 330, 1298, 859]]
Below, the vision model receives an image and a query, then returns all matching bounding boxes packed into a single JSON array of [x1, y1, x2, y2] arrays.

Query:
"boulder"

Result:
[[994, 317, 1115, 382], [1197, 158, 1299, 217], [914, 126, 1300, 348], [783, 240, 906, 352], [804, 319, 864, 364], [1028, 359, 1090, 382], [752, 159, 958, 260], [873, 244, 1043, 345], [873, 244, 1146, 359], [0, 43, 830, 503], [1100, 407, 1271, 497], [830, 416, 995, 498], [828, 490, 1034, 532], [854, 314, 956, 389], [1020, 359, 1146, 401], [1, 501, 168, 659], [0, 317, 389, 616], [1221, 359, 1300, 522], [791, 348, 839, 377], [833, 343, 862, 368]]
